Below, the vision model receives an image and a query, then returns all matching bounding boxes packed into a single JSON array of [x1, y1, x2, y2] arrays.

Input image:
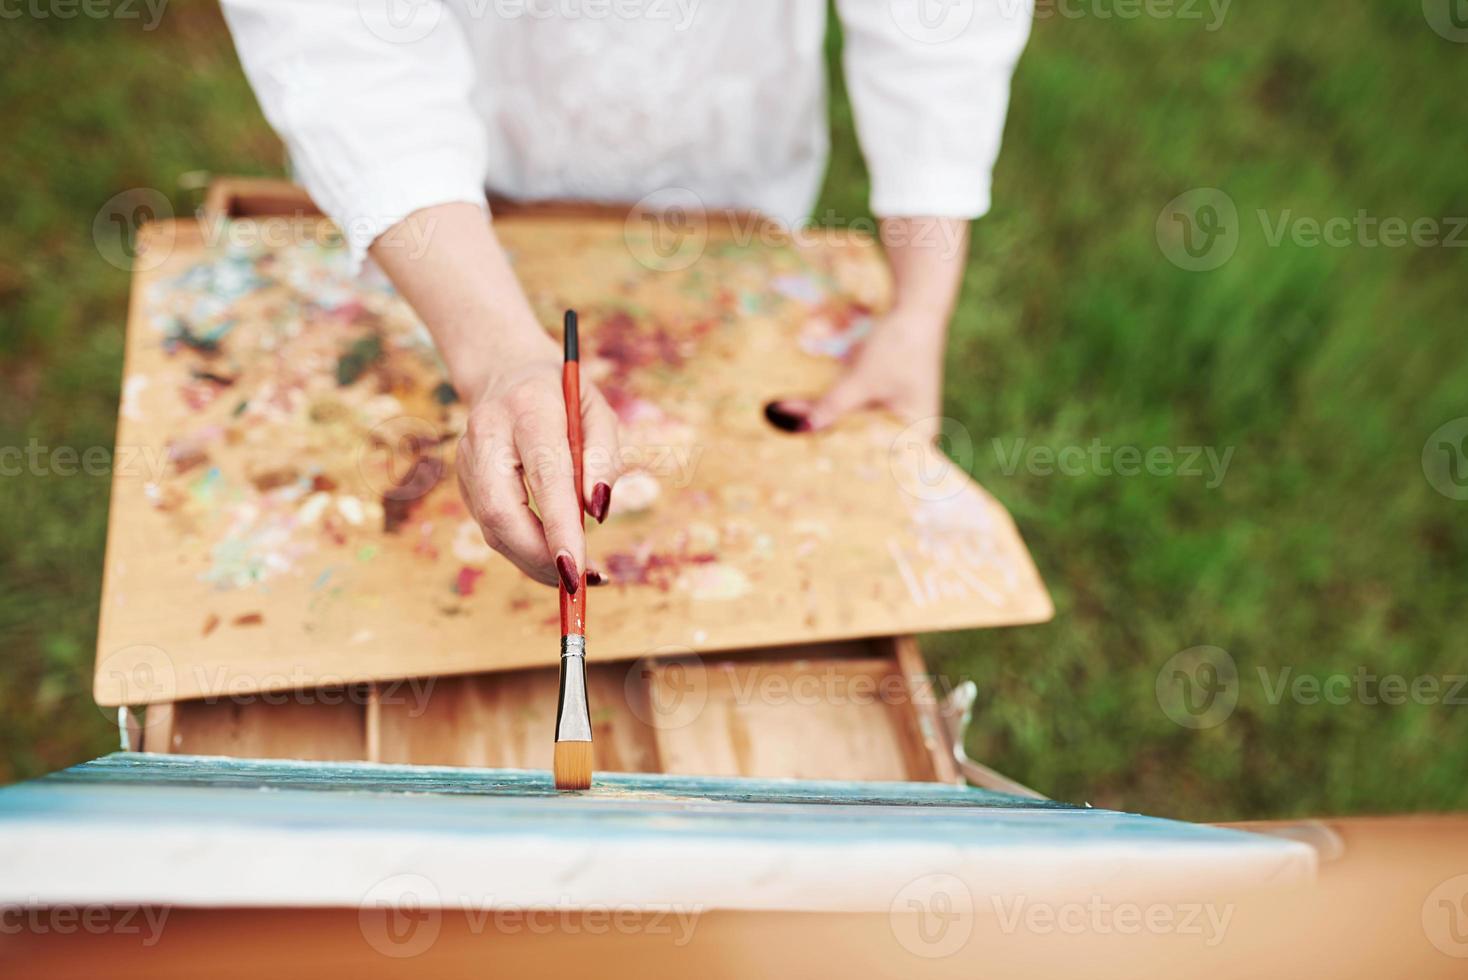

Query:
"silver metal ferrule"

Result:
[[555, 635, 592, 742]]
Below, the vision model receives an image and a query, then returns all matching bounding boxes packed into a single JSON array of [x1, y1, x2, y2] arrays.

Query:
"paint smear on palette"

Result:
[[798, 305, 872, 360], [203, 488, 320, 590], [888, 485, 1018, 608], [592, 310, 714, 425], [907, 483, 998, 535], [452, 519, 494, 564], [604, 548, 717, 591], [770, 273, 827, 306], [609, 396, 666, 427], [680, 562, 751, 601], [148, 242, 378, 360], [136, 240, 475, 602], [610, 471, 660, 515], [121, 375, 149, 421], [382, 455, 446, 533], [189, 467, 226, 506], [453, 566, 484, 597]]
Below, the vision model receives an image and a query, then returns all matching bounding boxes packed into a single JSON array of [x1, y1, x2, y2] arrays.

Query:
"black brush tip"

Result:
[[563, 310, 579, 362]]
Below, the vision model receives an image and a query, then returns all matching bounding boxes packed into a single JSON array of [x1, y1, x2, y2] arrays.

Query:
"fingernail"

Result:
[[555, 552, 580, 594], [764, 401, 812, 433], [589, 482, 612, 523], [586, 568, 607, 586]]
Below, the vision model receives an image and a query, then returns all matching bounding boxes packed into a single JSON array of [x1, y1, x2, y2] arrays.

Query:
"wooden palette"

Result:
[[94, 182, 1052, 708]]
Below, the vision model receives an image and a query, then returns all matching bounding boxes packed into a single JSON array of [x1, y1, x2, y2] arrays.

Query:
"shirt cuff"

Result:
[[322, 147, 488, 271], [869, 164, 992, 221]]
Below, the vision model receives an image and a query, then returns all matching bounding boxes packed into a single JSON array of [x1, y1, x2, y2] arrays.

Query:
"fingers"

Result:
[[806, 375, 874, 431], [579, 383, 622, 523], [510, 388, 586, 589], [764, 398, 814, 433], [456, 417, 559, 587], [764, 375, 876, 435]]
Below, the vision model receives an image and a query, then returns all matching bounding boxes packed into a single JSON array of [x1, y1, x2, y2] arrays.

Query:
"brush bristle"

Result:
[[553, 740, 593, 790]]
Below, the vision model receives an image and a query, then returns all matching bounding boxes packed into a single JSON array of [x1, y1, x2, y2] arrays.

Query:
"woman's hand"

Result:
[[371, 203, 620, 589], [765, 305, 947, 440], [765, 216, 969, 441], [454, 344, 621, 590]]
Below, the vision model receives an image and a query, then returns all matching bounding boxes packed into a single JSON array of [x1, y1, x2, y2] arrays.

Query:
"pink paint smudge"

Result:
[[453, 566, 484, 597]]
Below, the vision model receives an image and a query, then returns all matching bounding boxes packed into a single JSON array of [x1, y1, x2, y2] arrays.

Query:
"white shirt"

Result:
[[221, 0, 1032, 263]]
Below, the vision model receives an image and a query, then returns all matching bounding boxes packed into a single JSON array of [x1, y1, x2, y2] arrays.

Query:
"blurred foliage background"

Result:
[[1, 1, 1464, 820]]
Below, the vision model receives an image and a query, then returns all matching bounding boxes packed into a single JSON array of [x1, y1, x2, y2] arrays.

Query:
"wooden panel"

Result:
[[140, 701, 175, 754], [144, 637, 955, 782], [647, 657, 938, 782], [171, 693, 366, 761], [374, 666, 661, 773], [199, 175, 775, 228], [888, 635, 960, 784], [202, 177, 321, 220], [364, 682, 383, 763], [377, 671, 553, 769], [368, 639, 946, 780], [586, 665, 663, 773], [94, 177, 1053, 708]]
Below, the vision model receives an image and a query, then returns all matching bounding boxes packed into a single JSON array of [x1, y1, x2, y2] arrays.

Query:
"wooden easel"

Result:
[[101, 178, 1054, 789]]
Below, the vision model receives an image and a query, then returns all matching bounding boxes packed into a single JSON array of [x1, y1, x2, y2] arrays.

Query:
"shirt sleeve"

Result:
[[219, 0, 489, 266], [832, 0, 1032, 220]]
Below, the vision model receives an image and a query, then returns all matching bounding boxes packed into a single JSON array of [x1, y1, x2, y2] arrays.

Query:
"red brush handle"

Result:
[[559, 359, 586, 637]]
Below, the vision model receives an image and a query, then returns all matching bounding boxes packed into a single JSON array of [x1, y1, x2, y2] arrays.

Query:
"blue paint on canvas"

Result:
[[0, 753, 1283, 854]]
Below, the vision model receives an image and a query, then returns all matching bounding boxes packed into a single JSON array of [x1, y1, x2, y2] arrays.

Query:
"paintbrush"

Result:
[[553, 309, 593, 790]]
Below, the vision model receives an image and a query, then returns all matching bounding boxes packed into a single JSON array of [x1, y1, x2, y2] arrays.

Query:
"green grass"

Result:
[[2, 2, 1465, 820]]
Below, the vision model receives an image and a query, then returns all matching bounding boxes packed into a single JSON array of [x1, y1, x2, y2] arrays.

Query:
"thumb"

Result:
[[805, 374, 874, 431]]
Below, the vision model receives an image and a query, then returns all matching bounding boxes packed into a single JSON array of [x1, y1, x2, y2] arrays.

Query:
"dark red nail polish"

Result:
[[589, 482, 612, 523], [586, 569, 607, 586], [764, 401, 811, 433], [556, 553, 580, 594]]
